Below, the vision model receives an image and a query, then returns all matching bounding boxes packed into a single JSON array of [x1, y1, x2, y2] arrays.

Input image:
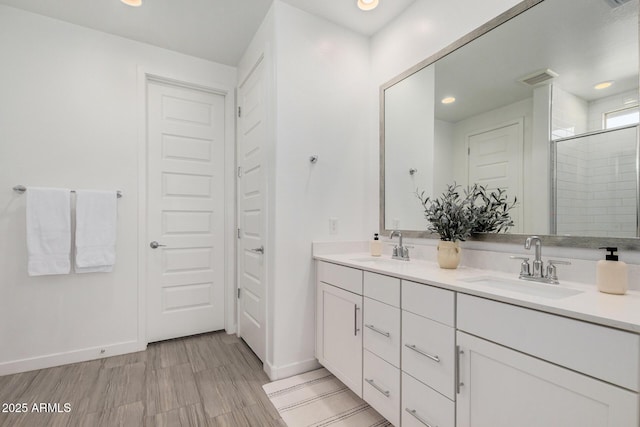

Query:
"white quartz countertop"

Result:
[[314, 252, 640, 334]]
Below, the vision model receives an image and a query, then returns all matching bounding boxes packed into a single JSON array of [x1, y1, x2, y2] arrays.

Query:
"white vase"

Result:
[[437, 240, 461, 269]]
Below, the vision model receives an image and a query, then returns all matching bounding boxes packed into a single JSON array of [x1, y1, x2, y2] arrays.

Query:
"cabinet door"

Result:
[[317, 282, 363, 397], [457, 332, 639, 427]]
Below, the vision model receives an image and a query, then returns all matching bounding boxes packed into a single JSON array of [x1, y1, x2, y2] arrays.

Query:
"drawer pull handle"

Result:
[[405, 408, 436, 427], [365, 324, 390, 337], [365, 378, 390, 397], [405, 344, 440, 363], [354, 306, 360, 336]]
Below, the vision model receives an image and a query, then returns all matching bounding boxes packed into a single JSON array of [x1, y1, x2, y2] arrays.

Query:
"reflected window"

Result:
[[604, 105, 640, 129]]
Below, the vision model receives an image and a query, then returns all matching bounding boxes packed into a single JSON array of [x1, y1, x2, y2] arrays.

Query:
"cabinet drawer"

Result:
[[402, 310, 456, 399], [364, 297, 400, 367], [364, 271, 400, 307], [402, 372, 455, 427], [363, 350, 400, 426], [317, 261, 362, 295], [402, 280, 454, 326], [458, 294, 640, 391]]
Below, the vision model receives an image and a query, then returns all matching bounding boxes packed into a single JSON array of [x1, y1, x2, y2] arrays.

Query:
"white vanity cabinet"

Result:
[[315, 259, 640, 426], [457, 294, 640, 427], [316, 262, 363, 397]]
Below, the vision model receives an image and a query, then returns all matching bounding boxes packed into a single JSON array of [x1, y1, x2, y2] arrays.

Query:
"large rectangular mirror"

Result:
[[381, 0, 639, 247]]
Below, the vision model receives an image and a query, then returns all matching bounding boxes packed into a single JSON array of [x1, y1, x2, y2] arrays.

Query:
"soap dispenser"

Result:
[[596, 247, 628, 295], [370, 233, 382, 257]]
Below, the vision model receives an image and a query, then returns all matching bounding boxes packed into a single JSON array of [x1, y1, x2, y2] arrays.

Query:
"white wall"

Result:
[[0, 5, 236, 374], [270, 1, 371, 378], [237, 1, 371, 380]]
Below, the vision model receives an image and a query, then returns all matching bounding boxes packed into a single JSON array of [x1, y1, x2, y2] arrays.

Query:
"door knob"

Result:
[[250, 246, 264, 254], [150, 241, 166, 249]]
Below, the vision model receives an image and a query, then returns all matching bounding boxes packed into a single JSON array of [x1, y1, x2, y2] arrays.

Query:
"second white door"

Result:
[[146, 79, 226, 343], [467, 120, 524, 233], [237, 58, 267, 362]]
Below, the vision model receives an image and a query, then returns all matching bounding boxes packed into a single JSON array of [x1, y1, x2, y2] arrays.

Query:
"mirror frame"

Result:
[[379, 0, 640, 250]]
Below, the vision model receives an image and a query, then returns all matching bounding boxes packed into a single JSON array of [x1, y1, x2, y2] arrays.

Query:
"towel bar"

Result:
[[13, 185, 122, 198]]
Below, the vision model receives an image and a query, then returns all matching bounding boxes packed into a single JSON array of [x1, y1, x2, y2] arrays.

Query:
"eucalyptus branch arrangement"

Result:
[[416, 183, 475, 241], [468, 184, 518, 234], [416, 183, 517, 241]]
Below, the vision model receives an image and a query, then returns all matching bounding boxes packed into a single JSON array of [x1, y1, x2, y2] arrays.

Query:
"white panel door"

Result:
[[467, 120, 523, 232], [237, 59, 267, 362], [456, 331, 639, 427], [147, 80, 226, 342]]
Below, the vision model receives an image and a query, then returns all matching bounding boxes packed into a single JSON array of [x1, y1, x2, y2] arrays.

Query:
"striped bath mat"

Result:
[[262, 368, 391, 427]]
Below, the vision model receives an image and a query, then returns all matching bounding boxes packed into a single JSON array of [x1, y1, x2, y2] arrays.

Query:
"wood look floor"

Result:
[[0, 332, 284, 427]]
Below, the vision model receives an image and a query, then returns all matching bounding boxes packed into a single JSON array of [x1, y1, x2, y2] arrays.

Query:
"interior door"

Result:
[[467, 120, 524, 232], [146, 79, 226, 342], [237, 59, 267, 362]]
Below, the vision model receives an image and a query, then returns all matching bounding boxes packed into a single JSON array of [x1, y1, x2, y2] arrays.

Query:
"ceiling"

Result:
[[430, 0, 638, 123], [0, 0, 417, 66]]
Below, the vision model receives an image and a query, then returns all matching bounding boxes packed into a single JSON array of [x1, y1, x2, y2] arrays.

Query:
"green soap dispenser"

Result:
[[596, 247, 628, 295]]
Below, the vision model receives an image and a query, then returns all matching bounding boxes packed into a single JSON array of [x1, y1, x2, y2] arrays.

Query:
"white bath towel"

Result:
[[26, 187, 72, 276], [75, 190, 117, 273]]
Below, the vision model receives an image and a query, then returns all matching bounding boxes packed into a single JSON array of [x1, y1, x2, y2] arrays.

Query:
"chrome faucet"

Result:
[[524, 235, 544, 278], [390, 230, 410, 261], [510, 235, 571, 284]]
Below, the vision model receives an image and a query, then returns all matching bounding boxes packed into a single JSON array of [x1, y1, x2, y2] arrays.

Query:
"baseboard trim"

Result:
[[264, 357, 321, 381], [0, 340, 145, 376]]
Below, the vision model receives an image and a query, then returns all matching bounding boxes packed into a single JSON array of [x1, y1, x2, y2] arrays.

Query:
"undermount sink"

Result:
[[350, 256, 407, 267], [461, 276, 583, 299]]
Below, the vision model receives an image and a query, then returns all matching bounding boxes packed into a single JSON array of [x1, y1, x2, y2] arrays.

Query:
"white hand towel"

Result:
[[27, 187, 72, 276], [75, 190, 118, 274]]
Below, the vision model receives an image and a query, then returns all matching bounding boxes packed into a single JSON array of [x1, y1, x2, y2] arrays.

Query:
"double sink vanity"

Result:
[[314, 249, 640, 426]]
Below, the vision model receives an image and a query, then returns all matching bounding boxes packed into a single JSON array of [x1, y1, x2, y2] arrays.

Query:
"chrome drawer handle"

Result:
[[405, 408, 436, 427], [405, 344, 440, 363], [365, 324, 390, 337], [365, 378, 390, 397]]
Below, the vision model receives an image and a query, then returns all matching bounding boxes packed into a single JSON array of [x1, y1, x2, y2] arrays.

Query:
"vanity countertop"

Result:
[[314, 252, 640, 334]]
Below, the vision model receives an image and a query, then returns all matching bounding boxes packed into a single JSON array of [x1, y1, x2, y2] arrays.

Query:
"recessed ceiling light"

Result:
[[594, 81, 614, 90], [121, 0, 142, 6], [441, 96, 456, 104], [357, 0, 379, 11]]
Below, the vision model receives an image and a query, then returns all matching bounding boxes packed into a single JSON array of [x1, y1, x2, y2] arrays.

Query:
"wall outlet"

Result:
[[329, 217, 338, 234]]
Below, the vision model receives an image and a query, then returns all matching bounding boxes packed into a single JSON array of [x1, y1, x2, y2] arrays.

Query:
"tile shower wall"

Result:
[[556, 126, 638, 237], [552, 86, 588, 139]]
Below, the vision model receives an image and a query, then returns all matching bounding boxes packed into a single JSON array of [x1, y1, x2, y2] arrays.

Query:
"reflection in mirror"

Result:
[[554, 126, 638, 237], [381, 0, 639, 243]]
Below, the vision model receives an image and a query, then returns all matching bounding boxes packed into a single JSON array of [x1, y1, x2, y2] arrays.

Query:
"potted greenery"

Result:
[[416, 183, 516, 269]]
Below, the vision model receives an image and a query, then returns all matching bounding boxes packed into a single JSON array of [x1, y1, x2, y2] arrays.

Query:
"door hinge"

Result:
[[237, 228, 241, 239], [238, 106, 242, 118], [237, 288, 241, 299], [237, 166, 242, 178]]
